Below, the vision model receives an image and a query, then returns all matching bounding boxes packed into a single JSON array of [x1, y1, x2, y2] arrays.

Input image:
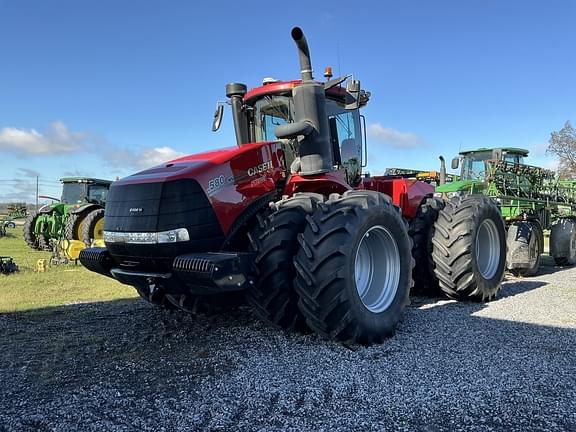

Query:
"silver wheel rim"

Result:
[[475, 219, 501, 279], [354, 225, 400, 313]]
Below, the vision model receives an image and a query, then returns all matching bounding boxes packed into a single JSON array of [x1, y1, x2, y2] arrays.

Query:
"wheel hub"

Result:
[[475, 219, 501, 279], [354, 225, 400, 313]]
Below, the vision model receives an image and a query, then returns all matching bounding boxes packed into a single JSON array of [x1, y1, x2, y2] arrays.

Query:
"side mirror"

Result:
[[451, 157, 460, 170], [212, 104, 224, 132], [345, 79, 361, 110]]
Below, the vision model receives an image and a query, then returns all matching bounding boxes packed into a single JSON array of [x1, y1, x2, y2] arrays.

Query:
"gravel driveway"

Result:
[[1, 256, 575, 432]]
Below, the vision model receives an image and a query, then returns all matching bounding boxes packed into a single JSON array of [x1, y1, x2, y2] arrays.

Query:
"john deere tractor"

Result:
[[23, 177, 112, 250], [432, 147, 576, 277]]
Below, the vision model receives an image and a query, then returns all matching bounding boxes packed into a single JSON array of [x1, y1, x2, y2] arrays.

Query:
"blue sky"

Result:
[[1, 0, 574, 202]]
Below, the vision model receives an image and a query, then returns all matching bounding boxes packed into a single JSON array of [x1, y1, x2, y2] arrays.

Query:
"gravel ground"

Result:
[[1, 256, 575, 432]]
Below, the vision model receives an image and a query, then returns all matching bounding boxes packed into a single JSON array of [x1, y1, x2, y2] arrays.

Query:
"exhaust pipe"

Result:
[[226, 83, 250, 145], [274, 27, 333, 176], [291, 27, 313, 81], [439, 156, 446, 186]]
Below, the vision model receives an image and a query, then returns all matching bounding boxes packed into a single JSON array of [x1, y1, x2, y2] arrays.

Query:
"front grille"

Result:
[[104, 179, 224, 271]]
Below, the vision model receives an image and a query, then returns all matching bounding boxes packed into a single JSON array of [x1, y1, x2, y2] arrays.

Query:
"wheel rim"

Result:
[[354, 225, 400, 313], [528, 227, 540, 265], [475, 219, 501, 279], [76, 217, 87, 240], [93, 217, 105, 239]]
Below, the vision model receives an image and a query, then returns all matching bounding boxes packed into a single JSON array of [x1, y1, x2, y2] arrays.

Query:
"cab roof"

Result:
[[243, 80, 368, 107], [59, 177, 113, 185], [460, 147, 529, 157]]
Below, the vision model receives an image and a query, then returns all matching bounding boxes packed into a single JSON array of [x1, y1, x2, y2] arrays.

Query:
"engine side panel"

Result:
[[362, 177, 434, 220]]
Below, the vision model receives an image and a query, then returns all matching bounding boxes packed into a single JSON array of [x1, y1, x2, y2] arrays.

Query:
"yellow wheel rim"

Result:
[[76, 217, 87, 240], [93, 217, 105, 239]]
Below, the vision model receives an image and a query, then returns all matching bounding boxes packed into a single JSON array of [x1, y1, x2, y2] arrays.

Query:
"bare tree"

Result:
[[547, 121, 576, 178]]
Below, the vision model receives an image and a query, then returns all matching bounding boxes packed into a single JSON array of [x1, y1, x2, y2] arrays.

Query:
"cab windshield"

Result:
[[461, 151, 492, 180], [253, 95, 294, 142], [61, 183, 86, 204]]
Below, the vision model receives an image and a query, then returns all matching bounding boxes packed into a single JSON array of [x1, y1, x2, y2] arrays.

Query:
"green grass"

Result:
[[0, 226, 137, 312]]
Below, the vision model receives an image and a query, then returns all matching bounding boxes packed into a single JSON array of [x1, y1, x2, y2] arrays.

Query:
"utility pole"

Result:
[[36, 176, 39, 210]]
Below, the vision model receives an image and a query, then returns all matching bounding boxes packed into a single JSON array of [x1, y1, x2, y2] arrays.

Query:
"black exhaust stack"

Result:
[[226, 82, 250, 145], [275, 27, 333, 176]]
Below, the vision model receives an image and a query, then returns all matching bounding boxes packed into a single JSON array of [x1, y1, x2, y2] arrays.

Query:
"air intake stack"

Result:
[[275, 27, 333, 175]]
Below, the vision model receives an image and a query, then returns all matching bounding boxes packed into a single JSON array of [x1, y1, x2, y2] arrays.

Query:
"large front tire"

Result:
[[64, 211, 90, 241], [550, 217, 576, 266], [23, 212, 40, 249], [431, 195, 506, 301], [409, 197, 444, 295], [507, 221, 543, 277], [294, 190, 413, 345], [81, 208, 105, 246], [248, 193, 324, 331]]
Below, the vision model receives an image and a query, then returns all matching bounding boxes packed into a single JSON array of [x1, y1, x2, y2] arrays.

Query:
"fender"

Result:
[[68, 203, 102, 215]]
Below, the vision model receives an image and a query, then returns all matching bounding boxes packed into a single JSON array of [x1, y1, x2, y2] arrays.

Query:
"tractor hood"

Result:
[[104, 141, 286, 243], [118, 143, 271, 185], [435, 179, 483, 194]]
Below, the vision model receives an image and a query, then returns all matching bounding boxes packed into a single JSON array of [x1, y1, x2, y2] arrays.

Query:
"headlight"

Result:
[[103, 228, 190, 244], [433, 192, 443, 198]]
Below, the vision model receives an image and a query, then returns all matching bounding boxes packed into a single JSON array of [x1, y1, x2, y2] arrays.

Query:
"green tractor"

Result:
[[23, 177, 112, 250], [435, 147, 576, 276]]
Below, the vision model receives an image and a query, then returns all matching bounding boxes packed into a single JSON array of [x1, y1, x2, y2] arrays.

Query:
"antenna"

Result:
[[336, 41, 341, 77]]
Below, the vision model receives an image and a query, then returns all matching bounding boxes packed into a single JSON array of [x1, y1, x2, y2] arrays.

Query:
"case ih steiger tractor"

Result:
[[24, 177, 112, 250], [435, 147, 576, 276], [80, 27, 506, 344]]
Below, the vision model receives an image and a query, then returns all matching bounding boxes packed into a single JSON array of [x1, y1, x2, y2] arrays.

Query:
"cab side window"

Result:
[[329, 111, 361, 164]]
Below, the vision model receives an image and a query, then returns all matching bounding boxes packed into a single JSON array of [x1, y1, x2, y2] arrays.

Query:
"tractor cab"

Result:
[[452, 147, 529, 181], [437, 147, 530, 195], [60, 178, 113, 205], [214, 76, 370, 186]]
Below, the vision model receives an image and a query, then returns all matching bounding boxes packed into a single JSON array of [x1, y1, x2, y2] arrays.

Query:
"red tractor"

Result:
[[80, 27, 506, 344]]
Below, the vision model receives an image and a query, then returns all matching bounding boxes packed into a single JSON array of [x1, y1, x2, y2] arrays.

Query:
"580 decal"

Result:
[[207, 175, 226, 194]]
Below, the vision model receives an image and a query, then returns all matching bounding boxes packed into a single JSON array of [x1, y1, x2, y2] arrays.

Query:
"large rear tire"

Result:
[[23, 212, 40, 249], [431, 195, 506, 301], [294, 190, 413, 345], [64, 211, 89, 241], [550, 217, 576, 266], [408, 197, 444, 295], [248, 193, 324, 331], [507, 221, 543, 277], [81, 208, 105, 246]]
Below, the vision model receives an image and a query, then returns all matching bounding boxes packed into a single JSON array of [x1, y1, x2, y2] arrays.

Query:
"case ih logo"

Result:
[[247, 161, 273, 177], [129, 208, 143, 213]]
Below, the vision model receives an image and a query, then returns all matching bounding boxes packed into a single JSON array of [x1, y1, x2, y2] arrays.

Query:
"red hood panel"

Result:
[[112, 141, 287, 234]]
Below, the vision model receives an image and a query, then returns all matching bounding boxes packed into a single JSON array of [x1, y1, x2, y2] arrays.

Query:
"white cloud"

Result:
[[0, 121, 86, 155], [367, 123, 423, 148], [137, 146, 185, 168], [100, 145, 185, 171], [17, 167, 41, 178]]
